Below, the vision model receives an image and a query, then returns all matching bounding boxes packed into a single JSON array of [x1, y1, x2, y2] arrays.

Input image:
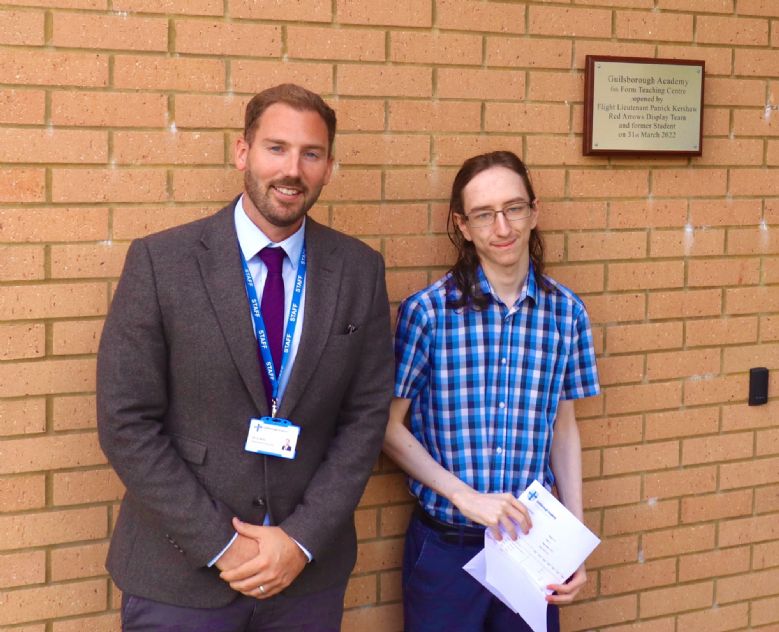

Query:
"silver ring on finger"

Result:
[[258, 585, 266, 595]]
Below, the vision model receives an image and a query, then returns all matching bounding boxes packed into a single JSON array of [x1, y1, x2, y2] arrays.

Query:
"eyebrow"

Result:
[[262, 137, 328, 152], [468, 197, 532, 213]]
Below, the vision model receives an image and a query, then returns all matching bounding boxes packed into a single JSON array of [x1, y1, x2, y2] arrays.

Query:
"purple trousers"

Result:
[[121, 583, 346, 632]]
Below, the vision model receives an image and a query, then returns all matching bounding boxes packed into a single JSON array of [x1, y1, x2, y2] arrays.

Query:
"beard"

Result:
[[244, 172, 322, 229]]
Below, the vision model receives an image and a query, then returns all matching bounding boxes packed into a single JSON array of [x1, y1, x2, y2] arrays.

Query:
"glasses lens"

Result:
[[468, 211, 495, 227]]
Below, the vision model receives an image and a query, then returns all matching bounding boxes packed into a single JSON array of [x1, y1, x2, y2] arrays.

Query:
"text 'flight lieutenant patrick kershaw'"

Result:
[[383, 151, 600, 632], [97, 83, 394, 632]]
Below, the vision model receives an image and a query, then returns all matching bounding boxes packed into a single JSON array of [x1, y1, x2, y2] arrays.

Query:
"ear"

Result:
[[322, 155, 335, 185], [529, 198, 540, 231], [234, 136, 249, 171], [453, 212, 473, 243]]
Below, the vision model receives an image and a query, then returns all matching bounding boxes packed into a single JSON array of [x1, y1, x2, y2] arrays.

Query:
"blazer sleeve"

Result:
[[279, 250, 394, 557], [96, 239, 235, 567]]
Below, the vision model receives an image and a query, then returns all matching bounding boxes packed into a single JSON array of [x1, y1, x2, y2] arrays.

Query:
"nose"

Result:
[[282, 151, 301, 178], [494, 210, 512, 235]]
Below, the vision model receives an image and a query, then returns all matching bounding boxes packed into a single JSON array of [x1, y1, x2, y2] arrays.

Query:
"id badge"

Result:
[[244, 417, 300, 460]]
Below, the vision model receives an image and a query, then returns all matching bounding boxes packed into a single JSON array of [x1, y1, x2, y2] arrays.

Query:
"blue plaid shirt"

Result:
[[394, 264, 600, 526]]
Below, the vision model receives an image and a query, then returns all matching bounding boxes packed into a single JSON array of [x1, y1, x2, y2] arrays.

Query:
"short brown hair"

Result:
[[243, 84, 337, 155]]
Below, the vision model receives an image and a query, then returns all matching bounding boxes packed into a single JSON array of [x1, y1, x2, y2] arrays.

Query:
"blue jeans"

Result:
[[403, 512, 560, 632]]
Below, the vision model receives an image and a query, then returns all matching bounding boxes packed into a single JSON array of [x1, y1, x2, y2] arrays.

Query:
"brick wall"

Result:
[[1, 0, 778, 630]]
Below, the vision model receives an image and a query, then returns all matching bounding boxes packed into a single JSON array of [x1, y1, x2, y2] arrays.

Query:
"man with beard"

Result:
[[97, 84, 394, 631]]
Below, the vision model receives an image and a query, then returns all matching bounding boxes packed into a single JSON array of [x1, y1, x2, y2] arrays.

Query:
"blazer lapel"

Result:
[[197, 202, 268, 416], [278, 219, 342, 420]]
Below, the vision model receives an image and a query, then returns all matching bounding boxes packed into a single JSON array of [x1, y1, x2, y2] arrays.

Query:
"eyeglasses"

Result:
[[463, 202, 535, 228]]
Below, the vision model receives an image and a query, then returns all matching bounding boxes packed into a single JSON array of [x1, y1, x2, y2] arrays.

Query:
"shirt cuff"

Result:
[[207, 532, 238, 567], [293, 537, 313, 563]]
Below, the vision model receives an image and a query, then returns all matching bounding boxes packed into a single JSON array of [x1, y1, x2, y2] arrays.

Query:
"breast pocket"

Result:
[[171, 435, 208, 484]]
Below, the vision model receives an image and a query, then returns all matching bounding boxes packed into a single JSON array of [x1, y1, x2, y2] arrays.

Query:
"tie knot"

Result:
[[259, 247, 285, 273]]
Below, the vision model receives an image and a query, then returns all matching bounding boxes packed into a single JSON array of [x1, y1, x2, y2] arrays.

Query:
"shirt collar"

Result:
[[476, 261, 538, 307], [234, 194, 306, 269]]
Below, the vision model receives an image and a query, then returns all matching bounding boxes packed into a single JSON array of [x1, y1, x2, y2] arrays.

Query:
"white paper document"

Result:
[[464, 480, 601, 632]]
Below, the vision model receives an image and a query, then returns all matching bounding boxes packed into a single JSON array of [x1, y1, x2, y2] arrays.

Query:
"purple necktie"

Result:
[[258, 247, 285, 407]]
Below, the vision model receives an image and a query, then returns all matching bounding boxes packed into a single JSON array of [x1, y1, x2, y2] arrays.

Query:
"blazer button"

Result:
[[252, 497, 265, 507]]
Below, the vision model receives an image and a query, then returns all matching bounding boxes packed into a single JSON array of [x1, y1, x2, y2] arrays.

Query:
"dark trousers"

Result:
[[121, 583, 346, 632], [403, 512, 560, 632]]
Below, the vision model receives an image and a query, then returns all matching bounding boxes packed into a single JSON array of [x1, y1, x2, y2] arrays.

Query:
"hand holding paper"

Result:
[[464, 480, 600, 632]]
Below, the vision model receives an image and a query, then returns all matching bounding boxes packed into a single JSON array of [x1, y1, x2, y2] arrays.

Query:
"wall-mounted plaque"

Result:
[[584, 55, 704, 156]]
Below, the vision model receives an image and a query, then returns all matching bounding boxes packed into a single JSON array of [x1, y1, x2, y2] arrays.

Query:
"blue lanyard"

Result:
[[240, 244, 307, 417]]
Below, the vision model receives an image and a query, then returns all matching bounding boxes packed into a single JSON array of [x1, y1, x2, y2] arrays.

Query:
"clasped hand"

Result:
[[216, 518, 307, 599], [450, 489, 532, 541]]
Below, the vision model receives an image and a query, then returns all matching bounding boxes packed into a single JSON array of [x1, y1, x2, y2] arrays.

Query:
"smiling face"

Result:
[[454, 165, 539, 279], [234, 102, 334, 241]]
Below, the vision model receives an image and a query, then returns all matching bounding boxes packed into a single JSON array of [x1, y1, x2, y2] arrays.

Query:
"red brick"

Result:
[[608, 261, 684, 291], [344, 574, 376, 608], [680, 547, 751, 583], [485, 103, 569, 134], [583, 475, 641, 508], [384, 167, 455, 202], [698, 15, 768, 46], [738, 0, 779, 16], [607, 322, 682, 354], [646, 408, 719, 442], [340, 65, 432, 98], [0, 49, 108, 87], [0, 550, 45, 589], [114, 55, 224, 91], [647, 348, 720, 381], [640, 581, 713, 617], [288, 26, 384, 62], [526, 136, 593, 167], [570, 169, 648, 199], [0, 399, 46, 437], [688, 258, 760, 288], [647, 288, 722, 319], [603, 441, 679, 476], [332, 204, 427, 236], [682, 489, 754, 523], [677, 603, 749, 631], [0, 358, 96, 398], [597, 355, 644, 386], [536, 202, 608, 232], [0, 578, 106, 626], [174, 20, 280, 56], [0, 128, 107, 164], [487, 37, 572, 70], [51, 320, 103, 356], [436, 0, 525, 34], [0, 89, 45, 125], [695, 138, 764, 168], [755, 483, 779, 513], [734, 49, 779, 77], [701, 107, 731, 134], [0, 506, 107, 550], [532, 169, 566, 198], [354, 538, 404, 573], [724, 342, 779, 373], [0, 246, 45, 282], [0, 168, 45, 203], [52, 612, 120, 632], [580, 415, 643, 448], [643, 524, 715, 559], [174, 94, 247, 129], [701, 76, 764, 108], [757, 428, 779, 457], [385, 235, 454, 268], [112, 206, 213, 240], [601, 559, 677, 596], [754, 539, 779, 570], [529, 5, 611, 37], [568, 231, 646, 262], [437, 68, 525, 100], [604, 499, 679, 537], [389, 100, 480, 133], [653, 169, 727, 197], [752, 596, 779, 627], [114, 130, 223, 165], [644, 465, 717, 499], [730, 168, 779, 196], [114, 0, 221, 13], [563, 595, 638, 630], [717, 567, 779, 603], [765, 258, 779, 284], [728, 226, 779, 255], [338, 134, 429, 166], [0, 283, 106, 321], [606, 381, 682, 415], [331, 99, 384, 132], [725, 286, 779, 315], [52, 13, 167, 51], [337, 0, 430, 26], [391, 31, 481, 65], [359, 473, 410, 507], [0, 207, 108, 243], [650, 228, 725, 257], [658, 0, 733, 9], [581, 294, 644, 326], [761, 314, 779, 341], [0, 9, 44, 45], [686, 316, 757, 348], [617, 10, 693, 41], [733, 108, 779, 137], [684, 375, 745, 408], [0, 474, 46, 513], [170, 168, 242, 203], [574, 41, 655, 69], [320, 169, 382, 202], [609, 200, 687, 229], [0, 323, 44, 360], [434, 135, 524, 167], [52, 395, 96, 432], [51, 90, 167, 127], [546, 264, 605, 293], [53, 168, 167, 203], [720, 455, 779, 490], [50, 542, 109, 582]]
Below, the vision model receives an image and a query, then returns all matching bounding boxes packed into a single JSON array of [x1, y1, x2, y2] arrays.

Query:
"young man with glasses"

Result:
[[384, 151, 600, 632]]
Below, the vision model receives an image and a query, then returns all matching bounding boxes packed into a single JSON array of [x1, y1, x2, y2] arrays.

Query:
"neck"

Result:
[[481, 255, 530, 307], [242, 196, 303, 243]]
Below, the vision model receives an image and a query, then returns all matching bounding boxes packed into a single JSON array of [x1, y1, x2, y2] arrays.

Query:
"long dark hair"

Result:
[[446, 151, 548, 311]]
